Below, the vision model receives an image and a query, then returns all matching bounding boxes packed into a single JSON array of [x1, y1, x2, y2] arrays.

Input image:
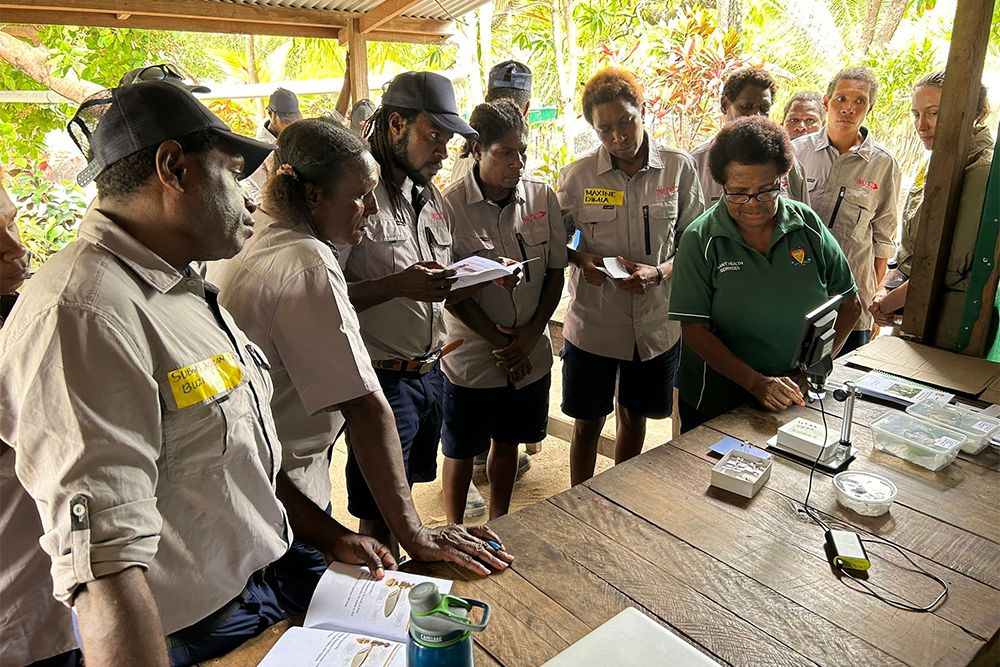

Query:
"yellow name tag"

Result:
[[167, 352, 242, 409], [583, 188, 624, 206]]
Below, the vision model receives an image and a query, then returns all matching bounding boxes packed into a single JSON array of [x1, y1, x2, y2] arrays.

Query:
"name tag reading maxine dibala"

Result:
[[583, 188, 624, 206], [168, 352, 243, 409]]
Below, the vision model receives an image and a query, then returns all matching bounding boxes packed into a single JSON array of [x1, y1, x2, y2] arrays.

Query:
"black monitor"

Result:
[[791, 295, 842, 399]]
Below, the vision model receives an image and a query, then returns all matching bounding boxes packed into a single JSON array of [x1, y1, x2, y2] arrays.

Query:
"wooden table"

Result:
[[206, 363, 1000, 667]]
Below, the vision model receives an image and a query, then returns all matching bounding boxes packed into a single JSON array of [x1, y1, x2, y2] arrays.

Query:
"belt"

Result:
[[372, 339, 463, 375], [165, 571, 262, 649]]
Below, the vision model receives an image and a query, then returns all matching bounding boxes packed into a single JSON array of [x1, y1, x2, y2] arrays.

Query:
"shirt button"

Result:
[[632, 241, 638, 247]]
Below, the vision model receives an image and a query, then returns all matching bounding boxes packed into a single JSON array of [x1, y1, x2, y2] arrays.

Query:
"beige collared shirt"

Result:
[[441, 173, 569, 389], [0, 208, 291, 635], [451, 154, 475, 186], [341, 178, 454, 361], [244, 121, 278, 206], [557, 134, 705, 361], [689, 137, 811, 207], [209, 209, 382, 508], [793, 126, 901, 329]]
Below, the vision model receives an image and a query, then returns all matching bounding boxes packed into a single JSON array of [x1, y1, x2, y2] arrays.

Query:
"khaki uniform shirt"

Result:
[[209, 210, 382, 508], [689, 137, 811, 207], [0, 208, 291, 635], [451, 154, 475, 187], [557, 134, 705, 361], [244, 122, 278, 206], [341, 178, 454, 361], [441, 173, 569, 389], [793, 126, 901, 330]]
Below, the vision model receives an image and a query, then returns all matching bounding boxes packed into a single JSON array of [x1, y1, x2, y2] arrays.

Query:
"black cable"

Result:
[[800, 396, 831, 532], [836, 540, 949, 612]]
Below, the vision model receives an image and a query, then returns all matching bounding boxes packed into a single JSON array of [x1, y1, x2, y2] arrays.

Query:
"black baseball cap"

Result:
[[68, 81, 274, 187], [382, 71, 477, 140], [488, 60, 532, 92], [268, 88, 302, 116], [119, 63, 211, 94]]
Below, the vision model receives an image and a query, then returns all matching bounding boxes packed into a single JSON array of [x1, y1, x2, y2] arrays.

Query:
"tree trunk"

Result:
[[552, 0, 578, 152], [478, 3, 492, 102], [245, 35, 265, 117], [875, 0, 907, 49], [858, 0, 883, 55], [715, 0, 743, 35], [0, 31, 101, 103]]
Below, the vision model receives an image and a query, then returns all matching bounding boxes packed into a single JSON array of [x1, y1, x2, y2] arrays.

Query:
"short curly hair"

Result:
[[581, 68, 644, 125], [708, 116, 794, 186], [827, 66, 879, 106], [722, 67, 778, 105], [782, 91, 824, 122]]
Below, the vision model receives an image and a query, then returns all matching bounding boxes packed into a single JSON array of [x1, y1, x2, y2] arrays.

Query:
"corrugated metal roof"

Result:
[[224, 0, 480, 22]]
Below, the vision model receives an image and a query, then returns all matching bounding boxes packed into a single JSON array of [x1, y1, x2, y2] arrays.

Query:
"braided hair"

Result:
[[364, 104, 421, 217], [467, 100, 526, 159]]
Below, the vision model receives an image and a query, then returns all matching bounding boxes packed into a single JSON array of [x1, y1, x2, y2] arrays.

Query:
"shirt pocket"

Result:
[[364, 214, 410, 273], [157, 378, 244, 481], [576, 205, 618, 253], [453, 230, 495, 259], [425, 223, 453, 265], [514, 219, 550, 284], [643, 200, 678, 260], [841, 188, 875, 243]]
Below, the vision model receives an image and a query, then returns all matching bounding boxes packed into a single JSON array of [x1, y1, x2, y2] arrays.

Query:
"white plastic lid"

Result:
[[906, 398, 1000, 439], [869, 411, 967, 453], [834, 471, 898, 503]]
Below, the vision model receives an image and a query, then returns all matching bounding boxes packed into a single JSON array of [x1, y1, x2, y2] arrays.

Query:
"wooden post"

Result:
[[347, 18, 369, 103], [901, 0, 994, 344]]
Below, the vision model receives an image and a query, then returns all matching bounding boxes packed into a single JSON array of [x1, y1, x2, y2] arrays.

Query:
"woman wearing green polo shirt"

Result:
[[669, 117, 863, 431]]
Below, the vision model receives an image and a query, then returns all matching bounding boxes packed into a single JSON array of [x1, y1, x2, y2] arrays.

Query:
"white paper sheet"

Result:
[[446, 256, 539, 290], [595, 256, 631, 279], [258, 627, 405, 667]]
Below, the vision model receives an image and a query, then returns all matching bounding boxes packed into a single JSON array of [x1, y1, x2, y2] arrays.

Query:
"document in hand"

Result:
[[447, 255, 539, 290], [595, 256, 631, 280], [258, 563, 452, 667]]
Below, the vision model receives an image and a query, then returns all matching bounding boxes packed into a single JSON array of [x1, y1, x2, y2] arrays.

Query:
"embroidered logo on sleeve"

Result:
[[583, 188, 624, 206], [168, 352, 242, 409]]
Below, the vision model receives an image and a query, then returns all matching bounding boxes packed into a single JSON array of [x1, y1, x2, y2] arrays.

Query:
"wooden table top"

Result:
[[203, 363, 1000, 667]]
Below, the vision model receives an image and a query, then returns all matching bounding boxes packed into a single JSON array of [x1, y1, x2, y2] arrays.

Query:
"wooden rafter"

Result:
[[359, 0, 425, 34], [0, 0, 455, 42]]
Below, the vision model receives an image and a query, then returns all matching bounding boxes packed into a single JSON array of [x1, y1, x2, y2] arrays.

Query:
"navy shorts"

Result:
[[345, 367, 443, 521], [266, 505, 333, 617], [441, 373, 551, 459], [560, 341, 679, 420]]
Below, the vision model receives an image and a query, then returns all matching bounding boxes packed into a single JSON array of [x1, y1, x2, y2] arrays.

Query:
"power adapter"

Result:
[[825, 529, 871, 571]]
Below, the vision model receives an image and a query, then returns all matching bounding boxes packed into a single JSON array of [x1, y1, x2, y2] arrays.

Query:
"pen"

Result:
[[483, 539, 501, 551]]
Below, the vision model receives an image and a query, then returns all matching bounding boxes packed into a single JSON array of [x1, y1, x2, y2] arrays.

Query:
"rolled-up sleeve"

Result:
[[2, 306, 162, 605], [668, 227, 713, 323], [271, 264, 381, 417], [872, 158, 901, 259]]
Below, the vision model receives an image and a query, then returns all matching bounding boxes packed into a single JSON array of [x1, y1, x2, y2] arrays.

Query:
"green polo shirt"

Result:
[[669, 198, 857, 419]]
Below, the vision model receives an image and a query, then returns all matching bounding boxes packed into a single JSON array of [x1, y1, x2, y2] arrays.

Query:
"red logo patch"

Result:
[[657, 186, 679, 196], [789, 247, 807, 265], [857, 179, 879, 190], [430, 212, 445, 220], [521, 210, 547, 224]]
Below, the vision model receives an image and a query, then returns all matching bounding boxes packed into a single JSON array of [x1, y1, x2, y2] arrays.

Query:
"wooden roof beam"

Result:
[[359, 0, 425, 34]]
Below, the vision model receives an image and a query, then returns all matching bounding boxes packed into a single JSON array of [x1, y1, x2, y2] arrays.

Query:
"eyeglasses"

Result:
[[128, 63, 193, 85], [722, 187, 781, 204], [785, 117, 820, 128]]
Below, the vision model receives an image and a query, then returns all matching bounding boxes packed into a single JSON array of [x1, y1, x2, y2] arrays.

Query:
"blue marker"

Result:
[[484, 539, 501, 551]]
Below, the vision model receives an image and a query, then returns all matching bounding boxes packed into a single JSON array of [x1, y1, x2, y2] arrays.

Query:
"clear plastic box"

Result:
[[869, 411, 966, 471], [833, 471, 898, 516], [906, 398, 1000, 455]]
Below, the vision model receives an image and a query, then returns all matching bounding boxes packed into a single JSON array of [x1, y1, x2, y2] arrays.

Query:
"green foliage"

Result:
[[6, 169, 87, 266]]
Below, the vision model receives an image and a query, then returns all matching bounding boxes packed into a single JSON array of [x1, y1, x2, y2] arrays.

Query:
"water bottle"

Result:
[[407, 582, 491, 667]]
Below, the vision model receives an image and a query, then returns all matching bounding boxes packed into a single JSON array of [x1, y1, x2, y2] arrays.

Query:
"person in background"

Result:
[[348, 99, 377, 138], [794, 66, 901, 353], [0, 81, 296, 667], [452, 60, 532, 185], [246, 87, 304, 205], [669, 117, 862, 431], [440, 101, 566, 522], [871, 71, 994, 348], [324, 51, 357, 128], [341, 71, 480, 553], [782, 91, 824, 139], [558, 68, 704, 485], [1, 179, 82, 667], [210, 117, 511, 583], [690, 67, 810, 207]]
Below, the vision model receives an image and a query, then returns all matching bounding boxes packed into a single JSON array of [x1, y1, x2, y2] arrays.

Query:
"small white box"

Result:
[[776, 417, 839, 461], [711, 450, 772, 498]]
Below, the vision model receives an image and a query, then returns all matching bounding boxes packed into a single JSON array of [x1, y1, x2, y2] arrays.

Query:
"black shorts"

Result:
[[560, 340, 679, 420], [441, 373, 551, 460], [345, 368, 443, 521]]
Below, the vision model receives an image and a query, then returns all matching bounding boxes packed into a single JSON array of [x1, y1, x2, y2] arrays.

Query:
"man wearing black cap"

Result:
[[451, 60, 532, 185], [246, 87, 304, 204], [0, 81, 387, 667], [341, 71, 480, 550]]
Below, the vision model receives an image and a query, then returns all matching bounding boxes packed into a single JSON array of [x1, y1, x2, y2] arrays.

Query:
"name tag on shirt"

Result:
[[168, 352, 243, 409], [583, 188, 624, 206]]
